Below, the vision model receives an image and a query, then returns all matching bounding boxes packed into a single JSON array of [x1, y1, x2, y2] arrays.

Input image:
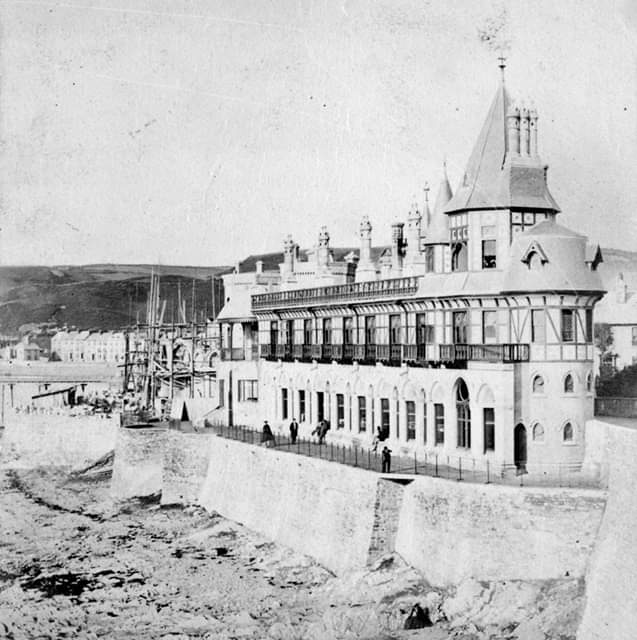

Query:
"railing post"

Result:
[[414, 451, 417, 475], [486, 459, 490, 484], [368, 448, 371, 470], [435, 454, 438, 477], [330, 442, 333, 461], [354, 445, 358, 467], [446, 456, 450, 479], [458, 457, 462, 482]]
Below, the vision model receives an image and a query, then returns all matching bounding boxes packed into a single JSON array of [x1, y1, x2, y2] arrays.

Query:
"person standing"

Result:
[[289, 417, 299, 444], [381, 446, 392, 473], [261, 420, 275, 448]]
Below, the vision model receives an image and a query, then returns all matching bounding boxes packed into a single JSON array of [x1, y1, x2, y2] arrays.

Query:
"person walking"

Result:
[[261, 420, 275, 448], [289, 417, 299, 444], [381, 446, 392, 473]]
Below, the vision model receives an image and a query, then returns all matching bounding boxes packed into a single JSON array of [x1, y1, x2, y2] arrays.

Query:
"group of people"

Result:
[[260, 417, 393, 472]]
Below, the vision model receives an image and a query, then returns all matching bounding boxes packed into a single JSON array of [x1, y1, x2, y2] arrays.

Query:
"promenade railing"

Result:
[[594, 396, 637, 419], [210, 423, 598, 489]]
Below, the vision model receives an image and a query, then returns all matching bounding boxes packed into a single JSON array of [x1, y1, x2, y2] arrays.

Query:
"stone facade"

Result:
[[214, 70, 605, 477]]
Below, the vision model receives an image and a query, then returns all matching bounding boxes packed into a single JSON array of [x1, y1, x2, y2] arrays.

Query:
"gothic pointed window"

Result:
[[456, 378, 471, 449]]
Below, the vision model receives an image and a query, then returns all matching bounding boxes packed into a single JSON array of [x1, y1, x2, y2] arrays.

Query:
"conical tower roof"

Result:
[[444, 77, 560, 214], [424, 167, 452, 245]]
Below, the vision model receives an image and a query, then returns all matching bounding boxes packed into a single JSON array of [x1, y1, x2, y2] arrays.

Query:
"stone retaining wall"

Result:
[[161, 431, 213, 505], [395, 475, 606, 587], [110, 427, 168, 500], [198, 437, 381, 575], [578, 419, 637, 640], [0, 412, 118, 469]]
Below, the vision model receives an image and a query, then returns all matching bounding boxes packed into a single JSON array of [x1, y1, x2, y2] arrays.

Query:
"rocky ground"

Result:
[[0, 464, 583, 639]]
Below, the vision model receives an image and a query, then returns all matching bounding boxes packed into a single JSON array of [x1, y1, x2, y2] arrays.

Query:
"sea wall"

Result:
[[578, 418, 637, 640], [0, 412, 118, 469], [198, 437, 381, 575], [395, 476, 605, 587], [161, 431, 213, 505], [110, 427, 168, 500], [196, 436, 607, 582]]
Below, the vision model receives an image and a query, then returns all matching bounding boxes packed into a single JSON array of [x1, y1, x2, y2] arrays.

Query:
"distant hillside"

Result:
[[1, 246, 634, 334], [0, 264, 231, 333]]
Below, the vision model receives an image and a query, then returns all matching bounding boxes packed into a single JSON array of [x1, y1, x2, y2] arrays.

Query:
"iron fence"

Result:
[[210, 423, 598, 489], [594, 396, 637, 419]]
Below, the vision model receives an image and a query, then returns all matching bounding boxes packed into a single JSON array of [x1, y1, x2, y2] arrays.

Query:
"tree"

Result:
[[594, 323, 616, 379]]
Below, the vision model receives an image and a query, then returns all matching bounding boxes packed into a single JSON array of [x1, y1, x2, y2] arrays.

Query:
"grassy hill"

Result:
[[0, 264, 231, 333], [0, 245, 634, 334]]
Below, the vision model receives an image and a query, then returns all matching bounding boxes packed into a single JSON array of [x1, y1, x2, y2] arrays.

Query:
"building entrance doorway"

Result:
[[317, 391, 325, 423], [514, 423, 527, 472]]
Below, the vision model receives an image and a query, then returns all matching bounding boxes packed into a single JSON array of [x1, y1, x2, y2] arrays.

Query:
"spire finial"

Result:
[[498, 54, 506, 83], [423, 181, 430, 203]]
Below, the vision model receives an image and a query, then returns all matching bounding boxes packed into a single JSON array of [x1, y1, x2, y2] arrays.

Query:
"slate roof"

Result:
[[444, 82, 560, 214]]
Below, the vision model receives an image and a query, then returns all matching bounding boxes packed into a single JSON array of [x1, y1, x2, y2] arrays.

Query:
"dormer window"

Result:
[[521, 241, 549, 270]]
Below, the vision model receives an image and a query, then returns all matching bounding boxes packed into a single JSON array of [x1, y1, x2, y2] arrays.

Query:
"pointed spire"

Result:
[[421, 183, 431, 227], [433, 162, 452, 215], [424, 164, 452, 245]]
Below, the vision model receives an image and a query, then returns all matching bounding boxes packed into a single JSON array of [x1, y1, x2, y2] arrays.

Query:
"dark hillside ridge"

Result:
[[0, 246, 634, 333]]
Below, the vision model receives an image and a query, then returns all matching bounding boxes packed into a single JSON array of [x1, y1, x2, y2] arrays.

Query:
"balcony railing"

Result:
[[220, 347, 258, 361], [440, 343, 530, 363], [252, 276, 420, 310], [259, 342, 530, 365]]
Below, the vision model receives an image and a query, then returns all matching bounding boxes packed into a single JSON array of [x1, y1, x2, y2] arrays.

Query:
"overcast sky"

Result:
[[1, 0, 635, 266]]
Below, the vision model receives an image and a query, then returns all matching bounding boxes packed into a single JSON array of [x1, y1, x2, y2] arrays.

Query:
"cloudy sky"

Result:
[[1, 0, 635, 266]]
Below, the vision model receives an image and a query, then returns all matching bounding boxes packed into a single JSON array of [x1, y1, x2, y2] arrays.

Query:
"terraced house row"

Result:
[[213, 66, 605, 475]]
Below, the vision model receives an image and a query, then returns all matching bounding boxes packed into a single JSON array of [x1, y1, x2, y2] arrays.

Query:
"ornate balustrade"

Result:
[[252, 276, 420, 310]]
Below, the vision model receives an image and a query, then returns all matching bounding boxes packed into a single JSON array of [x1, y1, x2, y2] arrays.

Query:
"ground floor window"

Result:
[[281, 388, 289, 420], [406, 401, 416, 441], [336, 393, 345, 429], [218, 379, 225, 408], [483, 407, 495, 452], [298, 390, 306, 422], [423, 403, 427, 444], [237, 379, 258, 402], [434, 404, 444, 445], [394, 399, 400, 440], [358, 396, 366, 432], [381, 398, 390, 439]]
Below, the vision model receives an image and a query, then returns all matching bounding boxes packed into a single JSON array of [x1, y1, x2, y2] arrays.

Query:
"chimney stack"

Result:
[[520, 106, 530, 156], [317, 226, 330, 269], [405, 199, 422, 264], [391, 221, 405, 272], [529, 107, 538, 156], [283, 234, 296, 274], [507, 104, 520, 156]]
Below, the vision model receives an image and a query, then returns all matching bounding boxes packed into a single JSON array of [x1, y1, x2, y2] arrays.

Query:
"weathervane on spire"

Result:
[[498, 54, 506, 81]]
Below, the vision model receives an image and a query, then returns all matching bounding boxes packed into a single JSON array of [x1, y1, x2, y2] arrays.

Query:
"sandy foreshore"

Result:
[[0, 464, 452, 639]]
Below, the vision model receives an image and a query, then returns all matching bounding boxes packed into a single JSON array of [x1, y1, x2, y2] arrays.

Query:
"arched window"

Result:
[[532, 375, 545, 394], [456, 379, 471, 449], [586, 372, 593, 393], [564, 374, 574, 393], [563, 422, 574, 442], [532, 423, 545, 442], [451, 243, 468, 272]]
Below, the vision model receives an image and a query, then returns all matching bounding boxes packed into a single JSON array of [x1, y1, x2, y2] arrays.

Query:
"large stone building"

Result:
[[214, 69, 605, 475]]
